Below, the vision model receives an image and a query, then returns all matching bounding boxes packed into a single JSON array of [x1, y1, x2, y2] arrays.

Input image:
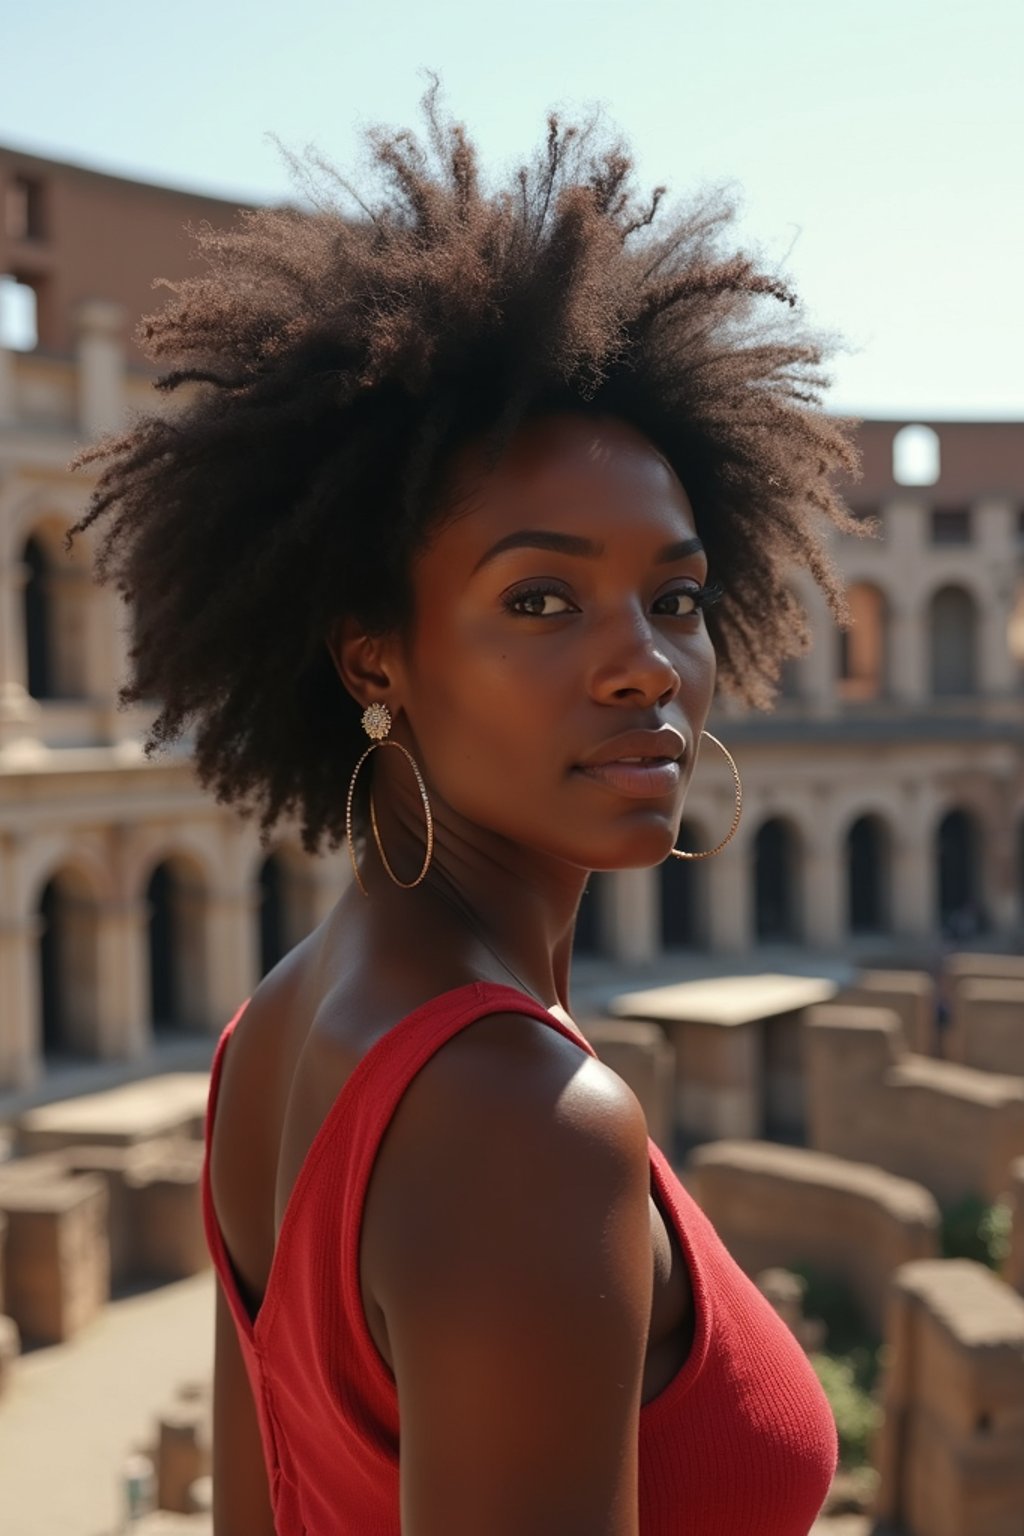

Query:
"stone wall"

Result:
[[836, 969, 935, 1057], [803, 1003, 1024, 1204], [946, 978, 1024, 1077], [873, 1258, 1024, 1536], [687, 1139, 939, 1334]]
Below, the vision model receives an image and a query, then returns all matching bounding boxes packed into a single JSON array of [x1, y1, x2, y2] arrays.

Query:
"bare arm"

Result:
[[367, 1012, 655, 1536], [212, 1283, 276, 1536]]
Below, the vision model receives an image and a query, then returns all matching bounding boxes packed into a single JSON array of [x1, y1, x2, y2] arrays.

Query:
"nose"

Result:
[[587, 611, 681, 709]]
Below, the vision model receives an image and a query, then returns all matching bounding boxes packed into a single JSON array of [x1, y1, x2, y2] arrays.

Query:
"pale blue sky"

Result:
[[3, 0, 1022, 418]]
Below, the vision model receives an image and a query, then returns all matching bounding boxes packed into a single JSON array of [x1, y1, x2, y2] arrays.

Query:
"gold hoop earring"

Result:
[[670, 730, 742, 860], [345, 702, 434, 895]]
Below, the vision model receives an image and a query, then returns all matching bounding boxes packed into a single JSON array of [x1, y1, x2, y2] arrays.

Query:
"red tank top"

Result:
[[202, 981, 837, 1534]]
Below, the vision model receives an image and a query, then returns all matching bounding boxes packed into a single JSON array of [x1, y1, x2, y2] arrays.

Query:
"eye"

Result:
[[652, 581, 723, 618], [502, 583, 578, 617]]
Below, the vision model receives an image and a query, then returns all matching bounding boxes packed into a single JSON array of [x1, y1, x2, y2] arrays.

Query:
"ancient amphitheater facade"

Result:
[[1, 149, 1022, 1088]]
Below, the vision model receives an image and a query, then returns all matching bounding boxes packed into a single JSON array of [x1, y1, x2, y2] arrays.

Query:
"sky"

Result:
[[2, 0, 1022, 419]]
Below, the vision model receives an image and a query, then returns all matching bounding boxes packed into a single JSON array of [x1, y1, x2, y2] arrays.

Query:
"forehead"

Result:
[[437, 411, 695, 534]]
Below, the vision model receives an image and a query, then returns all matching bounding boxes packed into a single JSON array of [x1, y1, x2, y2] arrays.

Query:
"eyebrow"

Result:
[[471, 529, 705, 573]]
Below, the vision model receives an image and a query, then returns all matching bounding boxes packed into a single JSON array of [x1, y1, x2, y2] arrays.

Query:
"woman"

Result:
[[69, 87, 862, 1536]]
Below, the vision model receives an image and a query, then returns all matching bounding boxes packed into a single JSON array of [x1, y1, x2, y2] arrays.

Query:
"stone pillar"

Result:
[[800, 585, 839, 718], [890, 811, 936, 941], [802, 824, 846, 949], [888, 597, 928, 704], [204, 886, 262, 1029], [75, 300, 126, 442], [705, 836, 754, 954], [603, 867, 658, 965], [94, 897, 151, 1060], [0, 913, 43, 1091], [0, 550, 40, 748]]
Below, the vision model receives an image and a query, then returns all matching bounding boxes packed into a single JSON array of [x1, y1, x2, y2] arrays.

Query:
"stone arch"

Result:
[[838, 582, 889, 701], [845, 814, 892, 934], [660, 817, 709, 948], [17, 515, 92, 700], [754, 817, 803, 942], [33, 861, 104, 1059], [936, 807, 984, 939], [142, 851, 212, 1030], [928, 585, 978, 697]]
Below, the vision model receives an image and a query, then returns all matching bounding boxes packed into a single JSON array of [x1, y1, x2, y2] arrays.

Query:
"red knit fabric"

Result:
[[202, 981, 838, 1534]]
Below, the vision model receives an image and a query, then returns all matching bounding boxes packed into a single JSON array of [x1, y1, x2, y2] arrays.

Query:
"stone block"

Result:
[[156, 1397, 212, 1514], [946, 953, 1024, 986], [611, 973, 837, 1143], [127, 1142, 209, 1281], [0, 1176, 109, 1343], [946, 979, 1024, 1076], [15, 1073, 211, 1156], [875, 1259, 1024, 1536], [129, 1515, 212, 1534], [0, 1312, 20, 1397], [837, 969, 935, 1056], [584, 1018, 675, 1151], [61, 1141, 148, 1285], [688, 1141, 939, 1335], [803, 1004, 1024, 1205]]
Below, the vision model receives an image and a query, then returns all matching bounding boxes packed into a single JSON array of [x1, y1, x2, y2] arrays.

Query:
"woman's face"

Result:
[[393, 410, 718, 872]]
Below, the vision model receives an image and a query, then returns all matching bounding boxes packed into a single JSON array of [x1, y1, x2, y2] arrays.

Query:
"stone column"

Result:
[[705, 836, 754, 954], [204, 886, 262, 1029], [888, 597, 928, 704], [603, 868, 658, 965], [802, 825, 847, 949], [801, 585, 839, 718], [0, 913, 42, 1090], [891, 819, 936, 942], [0, 550, 40, 748], [94, 897, 151, 1060], [75, 300, 126, 442]]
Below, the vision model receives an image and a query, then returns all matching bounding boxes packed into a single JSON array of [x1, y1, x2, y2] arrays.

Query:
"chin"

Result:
[[571, 822, 679, 873]]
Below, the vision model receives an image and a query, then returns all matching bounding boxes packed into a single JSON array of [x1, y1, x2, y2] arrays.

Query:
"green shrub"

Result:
[[940, 1194, 1012, 1269], [810, 1352, 882, 1467]]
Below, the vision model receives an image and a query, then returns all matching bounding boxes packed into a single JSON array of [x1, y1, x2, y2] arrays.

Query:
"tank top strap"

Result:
[[341, 979, 600, 1146]]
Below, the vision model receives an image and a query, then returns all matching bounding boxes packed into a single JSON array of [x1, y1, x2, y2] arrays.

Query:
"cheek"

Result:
[[407, 622, 556, 777]]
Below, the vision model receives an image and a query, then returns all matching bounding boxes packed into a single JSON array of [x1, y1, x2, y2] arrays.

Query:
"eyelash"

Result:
[[502, 579, 725, 618]]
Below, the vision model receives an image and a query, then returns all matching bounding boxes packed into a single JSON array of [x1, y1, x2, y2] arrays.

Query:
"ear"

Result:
[[326, 614, 398, 710]]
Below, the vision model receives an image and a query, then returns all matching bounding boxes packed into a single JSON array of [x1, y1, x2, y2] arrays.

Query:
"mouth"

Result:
[[572, 755, 682, 799]]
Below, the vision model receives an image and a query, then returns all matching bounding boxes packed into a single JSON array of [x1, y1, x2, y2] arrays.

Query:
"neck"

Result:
[[349, 794, 590, 1015]]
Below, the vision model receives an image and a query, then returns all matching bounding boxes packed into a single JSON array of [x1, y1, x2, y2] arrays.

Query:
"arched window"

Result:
[[22, 534, 53, 698], [892, 424, 940, 487], [838, 583, 888, 701], [660, 820, 706, 949], [929, 586, 977, 697], [146, 857, 209, 1030], [36, 868, 102, 1059], [20, 524, 91, 701], [754, 819, 800, 942], [847, 816, 889, 933], [937, 809, 982, 938]]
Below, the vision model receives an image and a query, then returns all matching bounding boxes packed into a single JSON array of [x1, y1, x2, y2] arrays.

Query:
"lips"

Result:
[[573, 727, 687, 800]]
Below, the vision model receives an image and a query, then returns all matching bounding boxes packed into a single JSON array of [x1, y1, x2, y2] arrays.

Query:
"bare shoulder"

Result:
[[364, 1010, 653, 1535], [368, 1007, 651, 1235]]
